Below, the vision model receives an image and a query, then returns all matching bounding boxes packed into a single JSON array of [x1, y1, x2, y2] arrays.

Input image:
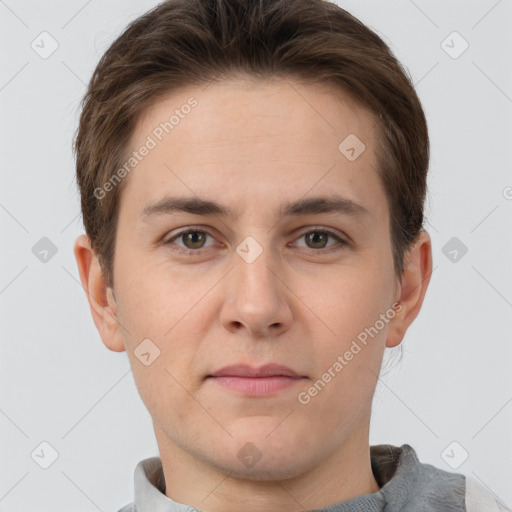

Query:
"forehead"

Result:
[[135, 77, 377, 147], [120, 78, 384, 222]]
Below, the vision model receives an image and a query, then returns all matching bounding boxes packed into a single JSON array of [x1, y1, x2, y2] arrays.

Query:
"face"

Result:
[[97, 78, 407, 480]]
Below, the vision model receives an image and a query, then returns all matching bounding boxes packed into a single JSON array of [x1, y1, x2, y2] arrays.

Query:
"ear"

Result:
[[73, 234, 126, 352], [386, 230, 433, 348]]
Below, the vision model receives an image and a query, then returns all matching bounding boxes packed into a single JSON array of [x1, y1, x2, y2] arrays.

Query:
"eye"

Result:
[[164, 228, 217, 255], [291, 228, 348, 252], [164, 226, 348, 256]]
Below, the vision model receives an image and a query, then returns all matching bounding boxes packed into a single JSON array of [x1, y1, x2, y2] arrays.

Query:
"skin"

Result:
[[74, 77, 432, 512]]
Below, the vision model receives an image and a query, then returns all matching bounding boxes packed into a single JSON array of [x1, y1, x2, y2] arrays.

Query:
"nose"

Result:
[[219, 244, 293, 338]]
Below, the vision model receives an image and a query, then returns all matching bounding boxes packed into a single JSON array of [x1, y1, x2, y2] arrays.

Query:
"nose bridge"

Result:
[[220, 233, 292, 336], [233, 234, 280, 301]]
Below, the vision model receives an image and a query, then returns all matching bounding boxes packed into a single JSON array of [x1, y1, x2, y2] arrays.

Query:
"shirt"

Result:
[[117, 443, 511, 511]]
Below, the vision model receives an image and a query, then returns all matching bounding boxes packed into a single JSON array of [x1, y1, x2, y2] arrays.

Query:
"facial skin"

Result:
[[74, 77, 432, 512]]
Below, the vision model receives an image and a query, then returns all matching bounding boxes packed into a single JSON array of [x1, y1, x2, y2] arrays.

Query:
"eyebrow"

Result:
[[139, 194, 370, 223], [140, 196, 370, 221]]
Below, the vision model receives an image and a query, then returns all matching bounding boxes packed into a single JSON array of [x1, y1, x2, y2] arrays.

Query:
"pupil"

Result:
[[185, 231, 204, 248], [308, 232, 326, 248]]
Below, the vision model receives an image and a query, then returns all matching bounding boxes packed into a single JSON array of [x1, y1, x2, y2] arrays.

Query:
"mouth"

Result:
[[208, 363, 302, 378], [207, 363, 306, 396]]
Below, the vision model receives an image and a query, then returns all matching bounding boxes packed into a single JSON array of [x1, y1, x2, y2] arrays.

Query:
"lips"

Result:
[[208, 363, 302, 379], [207, 364, 305, 396]]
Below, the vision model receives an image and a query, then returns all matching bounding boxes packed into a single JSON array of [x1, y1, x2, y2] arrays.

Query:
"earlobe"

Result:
[[385, 230, 433, 348], [73, 234, 126, 353]]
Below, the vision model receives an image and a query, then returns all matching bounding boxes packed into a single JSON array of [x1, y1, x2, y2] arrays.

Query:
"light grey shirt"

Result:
[[117, 444, 511, 512]]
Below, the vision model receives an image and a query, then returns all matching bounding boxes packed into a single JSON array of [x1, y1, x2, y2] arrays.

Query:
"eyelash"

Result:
[[163, 226, 348, 256]]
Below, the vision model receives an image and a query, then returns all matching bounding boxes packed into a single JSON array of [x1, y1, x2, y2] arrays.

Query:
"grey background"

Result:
[[1, 0, 511, 510]]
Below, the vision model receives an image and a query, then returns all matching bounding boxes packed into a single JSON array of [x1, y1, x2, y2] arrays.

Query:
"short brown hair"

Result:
[[74, 0, 429, 290]]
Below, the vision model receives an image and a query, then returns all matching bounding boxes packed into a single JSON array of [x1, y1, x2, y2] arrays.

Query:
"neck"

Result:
[[155, 420, 380, 512]]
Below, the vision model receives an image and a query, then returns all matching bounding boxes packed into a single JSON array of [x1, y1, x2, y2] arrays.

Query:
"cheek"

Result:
[[302, 260, 393, 396], [125, 323, 198, 432], [310, 262, 392, 337], [116, 263, 187, 337], [300, 289, 387, 423], [113, 273, 188, 396]]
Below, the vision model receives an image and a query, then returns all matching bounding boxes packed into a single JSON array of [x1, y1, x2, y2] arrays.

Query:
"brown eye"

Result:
[[181, 230, 207, 249], [305, 231, 330, 249], [165, 228, 217, 254], [292, 228, 348, 253]]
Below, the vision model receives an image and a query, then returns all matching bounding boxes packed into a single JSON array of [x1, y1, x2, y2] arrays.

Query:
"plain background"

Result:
[[1, 0, 511, 510]]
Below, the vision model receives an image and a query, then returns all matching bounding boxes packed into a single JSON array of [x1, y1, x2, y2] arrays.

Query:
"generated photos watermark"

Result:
[[93, 96, 198, 200], [297, 302, 403, 405]]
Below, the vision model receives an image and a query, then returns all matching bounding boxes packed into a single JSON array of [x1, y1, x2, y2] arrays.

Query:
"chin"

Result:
[[210, 423, 316, 480], [220, 451, 311, 482]]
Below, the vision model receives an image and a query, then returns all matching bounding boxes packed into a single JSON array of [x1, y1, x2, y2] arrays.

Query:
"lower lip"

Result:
[[208, 376, 304, 395]]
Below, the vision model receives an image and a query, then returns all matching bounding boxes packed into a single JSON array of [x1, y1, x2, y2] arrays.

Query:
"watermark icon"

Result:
[[94, 97, 198, 200], [237, 442, 263, 468], [236, 236, 264, 263], [441, 31, 469, 60], [297, 302, 402, 405], [441, 441, 469, 469], [503, 186, 512, 200], [134, 338, 161, 366], [442, 236, 468, 263], [32, 236, 58, 263], [31, 31, 59, 59], [31, 441, 59, 469], [338, 133, 366, 161]]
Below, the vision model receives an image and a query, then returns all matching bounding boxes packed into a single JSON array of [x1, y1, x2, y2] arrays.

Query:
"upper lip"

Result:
[[209, 364, 302, 378]]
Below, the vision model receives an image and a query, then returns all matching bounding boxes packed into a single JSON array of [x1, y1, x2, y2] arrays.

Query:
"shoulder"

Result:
[[464, 475, 512, 512], [115, 504, 135, 512], [373, 444, 511, 512]]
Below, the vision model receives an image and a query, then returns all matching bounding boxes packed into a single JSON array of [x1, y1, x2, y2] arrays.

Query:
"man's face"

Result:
[[110, 78, 400, 479]]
